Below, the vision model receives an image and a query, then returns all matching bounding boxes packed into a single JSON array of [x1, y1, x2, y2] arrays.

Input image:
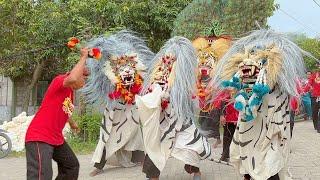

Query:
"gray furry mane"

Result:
[[81, 30, 154, 108], [210, 29, 316, 97], [142, 36, 199, 125]]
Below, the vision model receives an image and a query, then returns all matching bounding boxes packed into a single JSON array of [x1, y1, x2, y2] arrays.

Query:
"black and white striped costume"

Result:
[[230, 87, 291, 180], [136, 85, 211, 171], [91, 101, 144, 167]]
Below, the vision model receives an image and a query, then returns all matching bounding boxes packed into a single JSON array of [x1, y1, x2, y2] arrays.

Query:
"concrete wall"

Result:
[[0, 76, 13, 122], [0, 76, 40, 123]]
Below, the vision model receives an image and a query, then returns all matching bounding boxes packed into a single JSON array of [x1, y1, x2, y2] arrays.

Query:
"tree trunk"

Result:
[[22, 59, 46, 114]]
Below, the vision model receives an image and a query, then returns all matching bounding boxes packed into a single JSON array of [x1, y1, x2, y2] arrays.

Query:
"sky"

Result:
[[268, 0, 320, 38]]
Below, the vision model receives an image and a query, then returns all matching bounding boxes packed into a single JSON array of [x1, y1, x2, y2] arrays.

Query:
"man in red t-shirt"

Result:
[[308, 70, 320, 132], [25, 48, 90, 180]]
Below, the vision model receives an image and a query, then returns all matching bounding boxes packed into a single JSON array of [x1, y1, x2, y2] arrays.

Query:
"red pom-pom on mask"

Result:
[[131, 84, 142, 94], [161, 99, 169, 110], [67, 37, 80, 49], [91, 48, 102, 60], [108, 91, 122, 99]]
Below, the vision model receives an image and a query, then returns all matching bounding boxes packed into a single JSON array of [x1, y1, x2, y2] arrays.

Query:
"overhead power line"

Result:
[[278, 8, 320, 36], [313, 0, 320, 8]]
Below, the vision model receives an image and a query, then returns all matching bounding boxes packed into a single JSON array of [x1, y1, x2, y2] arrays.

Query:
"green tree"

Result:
[[172, 0, 277, 39], [296, 38, 320, 71], [0, 0, 192, 113], [64, 0, 192, 50], [0, 0, 77, 112], [287, 33, 320, 71], [111, 0, 192, 50]]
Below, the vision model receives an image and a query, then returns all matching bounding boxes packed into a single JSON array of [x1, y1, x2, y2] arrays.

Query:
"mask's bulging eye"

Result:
[[260, 58, 268, 66], [250, 49, 255, 55], [250, 48, 257, 55]]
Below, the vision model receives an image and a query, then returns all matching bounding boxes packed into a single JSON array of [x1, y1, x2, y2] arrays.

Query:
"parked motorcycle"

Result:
[[0, 129, 12, 158]]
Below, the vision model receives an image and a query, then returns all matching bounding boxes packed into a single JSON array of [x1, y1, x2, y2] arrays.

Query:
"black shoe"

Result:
[[244, 174, 251, 180], [220, 156, 229, 162]]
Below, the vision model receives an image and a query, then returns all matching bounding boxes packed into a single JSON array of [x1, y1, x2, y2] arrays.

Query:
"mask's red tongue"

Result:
[[201, 69, 208, 75]]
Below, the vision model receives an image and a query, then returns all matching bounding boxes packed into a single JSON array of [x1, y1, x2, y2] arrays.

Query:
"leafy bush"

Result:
[[72, 113, 102, 143], [67, 137, 98, 154]]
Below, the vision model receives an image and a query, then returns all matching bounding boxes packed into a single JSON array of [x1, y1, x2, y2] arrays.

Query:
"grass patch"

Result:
[[8, 151, 25, 158], [67, 137, 97, 155]]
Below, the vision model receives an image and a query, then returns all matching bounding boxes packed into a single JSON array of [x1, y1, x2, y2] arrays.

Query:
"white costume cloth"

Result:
[[92, 102, 144, 167], [135, 85, 211, 171], [230, 88, 291, 180]]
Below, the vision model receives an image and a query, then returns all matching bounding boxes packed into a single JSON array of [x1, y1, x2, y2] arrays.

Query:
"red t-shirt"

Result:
[[308, 72, 320, 97], [25, 74, 74, 145], [220, 92, 239, 124], [224, 102, 239, 124]]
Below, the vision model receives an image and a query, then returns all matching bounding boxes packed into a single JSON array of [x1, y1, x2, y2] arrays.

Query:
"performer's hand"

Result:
[[69, 119, 80, 134], [80, 47, 89, 59], [71, 123, 80, 134], [220, 116, 226, 126]]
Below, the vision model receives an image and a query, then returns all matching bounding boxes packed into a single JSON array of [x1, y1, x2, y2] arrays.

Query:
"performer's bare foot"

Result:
[[212, 138, 221, 148], [193, 172, 201, 180], [89, 168, 104, 177]]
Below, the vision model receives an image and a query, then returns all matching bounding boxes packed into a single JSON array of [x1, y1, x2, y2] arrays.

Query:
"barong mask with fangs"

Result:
[[194, 38, 231, 87], [106, 54, 139, 86], [150, 54, 176, 91], [111, 55, 138, 86], [224, 44, 282, 91], [104, 53, 146, 104], [238, 46, 269, 91], [197, 48, 216, 85], [193, 37, 231, 111], [221, 44, 283, 121]]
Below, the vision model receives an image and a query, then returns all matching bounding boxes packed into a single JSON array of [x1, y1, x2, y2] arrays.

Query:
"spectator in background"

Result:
[[308, 69, 320, 133], [301, 72, 312, 121], [290, 96, 299, 138], [290, 76, 313, 137]]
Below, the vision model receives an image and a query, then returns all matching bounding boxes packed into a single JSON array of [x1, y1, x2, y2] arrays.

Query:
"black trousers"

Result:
[[199, 109, 221, 139], [94, 148, 107, 170], [311, 97, 320, 130], [26, 141, 79, 180], [142, 154, 199, 178], [290, 111, 295, 138], [221, 123, 236, 159]]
